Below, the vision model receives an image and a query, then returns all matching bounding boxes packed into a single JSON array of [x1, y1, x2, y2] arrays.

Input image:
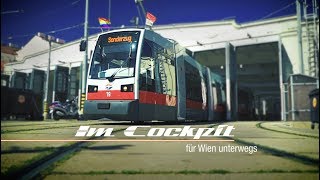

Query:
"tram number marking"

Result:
[[106, 92, 111, 97]]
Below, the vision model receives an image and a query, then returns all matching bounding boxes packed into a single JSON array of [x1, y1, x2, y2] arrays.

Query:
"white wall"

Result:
[[4, 35, 98, 74]]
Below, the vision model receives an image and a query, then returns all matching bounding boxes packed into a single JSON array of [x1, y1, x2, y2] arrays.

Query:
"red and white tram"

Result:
[[84, 28, 226, 122]]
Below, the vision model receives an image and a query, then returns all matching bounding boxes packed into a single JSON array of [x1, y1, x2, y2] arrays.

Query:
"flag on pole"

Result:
[[145, 12, 156, 26], [98, 17, 111, 29]]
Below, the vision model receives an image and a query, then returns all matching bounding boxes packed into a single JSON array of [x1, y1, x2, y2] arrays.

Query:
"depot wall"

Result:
[[4, 16, 319, 81]]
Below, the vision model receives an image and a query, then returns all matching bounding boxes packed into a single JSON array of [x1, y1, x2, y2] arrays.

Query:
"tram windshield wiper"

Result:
[[98, 43, 133, 79], [109, 43, 133, 79]]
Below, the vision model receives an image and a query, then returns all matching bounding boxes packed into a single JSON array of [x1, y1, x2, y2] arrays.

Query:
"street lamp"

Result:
[[43, 35, 55, 119]]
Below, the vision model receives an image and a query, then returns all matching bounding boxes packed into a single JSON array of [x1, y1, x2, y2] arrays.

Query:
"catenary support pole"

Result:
[[43, 37, 52, 119], [79, 0, 89, 118]]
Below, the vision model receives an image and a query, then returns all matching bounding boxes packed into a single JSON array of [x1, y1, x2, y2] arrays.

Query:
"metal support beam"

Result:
[[226, 44, 231, 121], [225, 42, 237, 121], [312, 0, 319, 88], [278, 38, 286, 121], [254, 91, 280, 96], [234, 53, 238, 121], [238, 82, 279, 87], [296, 0, 304, 74], [290, 75, 295, 120], [206, 67, 214, 121]]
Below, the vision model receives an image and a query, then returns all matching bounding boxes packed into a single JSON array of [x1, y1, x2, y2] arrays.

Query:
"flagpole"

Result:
[[108, 0, 111, 31], [108, 0, 111, 21]]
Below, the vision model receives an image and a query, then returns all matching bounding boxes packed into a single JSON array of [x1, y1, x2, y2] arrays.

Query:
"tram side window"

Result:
[[185, 62, 202, 102], [157, 45, 176, 96], [140, 40, 155, 92], [140, 39, 176, 95]]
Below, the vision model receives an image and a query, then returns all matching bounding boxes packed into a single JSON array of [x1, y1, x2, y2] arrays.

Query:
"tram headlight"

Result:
[[88, 85, 98, 92], [121, 84, 133, 92]]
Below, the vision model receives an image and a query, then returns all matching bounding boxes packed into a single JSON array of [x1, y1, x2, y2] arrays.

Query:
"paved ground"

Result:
[[224, 121, 319, 159], [1, 120, 319, 180]]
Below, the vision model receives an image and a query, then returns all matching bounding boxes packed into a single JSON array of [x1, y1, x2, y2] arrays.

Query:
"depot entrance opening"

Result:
[[194, 42, 281, 121]]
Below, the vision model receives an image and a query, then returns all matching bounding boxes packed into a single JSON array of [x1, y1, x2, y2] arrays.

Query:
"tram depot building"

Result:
[[2, 15, 319, 121]]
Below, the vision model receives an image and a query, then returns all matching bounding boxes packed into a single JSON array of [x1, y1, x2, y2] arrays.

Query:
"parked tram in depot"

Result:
[[84, 28, 226, 122]]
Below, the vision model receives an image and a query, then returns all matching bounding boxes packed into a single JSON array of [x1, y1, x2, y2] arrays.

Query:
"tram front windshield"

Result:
[[88, 31, 140, 79]]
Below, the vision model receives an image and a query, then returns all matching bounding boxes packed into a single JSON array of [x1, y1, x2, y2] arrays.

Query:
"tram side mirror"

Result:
[[80, 40, 87, 51]]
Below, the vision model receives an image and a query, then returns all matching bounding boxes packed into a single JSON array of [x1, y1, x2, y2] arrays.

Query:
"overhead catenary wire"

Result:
[[7, 23, 84, 40], [42, 0, 81, 16], [45, 23, 84, 34], [1, 9, 23, 15], [5, 0, 83, 41], [259, 2, 296, 20], [7, 33, 36, 40]]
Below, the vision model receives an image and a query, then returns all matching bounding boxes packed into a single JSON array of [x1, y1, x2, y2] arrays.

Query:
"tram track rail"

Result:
[[227, 136, 319, 166], [2, 128, 126, 180], [256, 122, 319, 139], [210, 122, 319, 167]]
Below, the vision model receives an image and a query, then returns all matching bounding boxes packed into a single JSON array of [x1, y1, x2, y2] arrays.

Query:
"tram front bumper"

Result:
[[83, 100, 139, 120]]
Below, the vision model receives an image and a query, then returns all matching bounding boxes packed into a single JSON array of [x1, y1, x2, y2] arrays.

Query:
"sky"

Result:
[[1, 0, 315, 47]]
